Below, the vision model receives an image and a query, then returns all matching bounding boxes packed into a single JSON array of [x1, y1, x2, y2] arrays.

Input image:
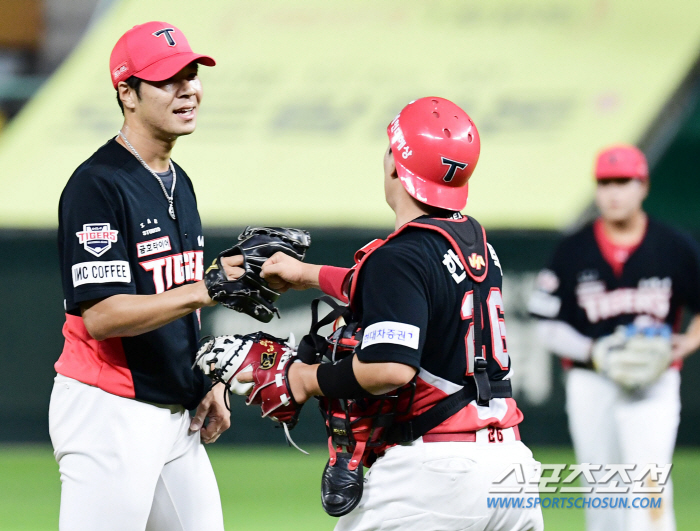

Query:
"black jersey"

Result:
[[55, 138, 210, 409], [349, 214, 523, 433], [529, 218, 700, 342]]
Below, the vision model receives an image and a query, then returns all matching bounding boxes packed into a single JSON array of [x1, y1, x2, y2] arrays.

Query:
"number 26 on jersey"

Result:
[[460, 288, 509, 374]]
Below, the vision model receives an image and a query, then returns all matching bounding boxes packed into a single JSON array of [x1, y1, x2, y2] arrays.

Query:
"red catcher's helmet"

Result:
[[595, 145, 648, 180], [387, 97, 480, 211]]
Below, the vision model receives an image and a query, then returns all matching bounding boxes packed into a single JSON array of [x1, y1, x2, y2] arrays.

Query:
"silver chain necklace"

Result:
[[118, 130, 177, 220]]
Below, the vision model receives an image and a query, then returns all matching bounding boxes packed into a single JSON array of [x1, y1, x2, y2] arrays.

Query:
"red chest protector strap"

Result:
[[348, 215, 495, 407]]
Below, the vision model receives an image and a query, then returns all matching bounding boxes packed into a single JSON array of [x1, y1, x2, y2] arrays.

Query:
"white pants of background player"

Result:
[[49, 374, 225, 531], [335, 427, 544, 531], [566, 367, 680, 531]]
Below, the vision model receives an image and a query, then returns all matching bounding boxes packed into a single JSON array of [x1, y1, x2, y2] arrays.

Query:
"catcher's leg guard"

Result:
[[321, 438, 365, 517]]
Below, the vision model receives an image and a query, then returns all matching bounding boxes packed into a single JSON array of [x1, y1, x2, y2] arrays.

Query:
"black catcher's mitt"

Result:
[[204, 227, 311, 322]]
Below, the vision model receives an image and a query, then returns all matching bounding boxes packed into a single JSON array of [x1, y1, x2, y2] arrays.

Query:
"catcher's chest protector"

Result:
[[349, 215, 488, 304]]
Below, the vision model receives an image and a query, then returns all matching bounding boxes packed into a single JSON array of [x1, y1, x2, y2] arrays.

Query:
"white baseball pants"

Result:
[[49, 374, 225, 531], [566, 367, 680, 531], [335, 428, 544, 531]]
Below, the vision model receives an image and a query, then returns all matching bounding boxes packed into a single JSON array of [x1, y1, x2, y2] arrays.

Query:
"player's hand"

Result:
[[197, 256, 245, 308], [196, 280, 218, 307], [671, 333, 700, 361], [236, 370, 254, 386], [261, 252, 320, 292], [286, 362, 316, 404], [220, 254, 244, 280], [671, 314, 700, 361], [190, 382, 231, 444]]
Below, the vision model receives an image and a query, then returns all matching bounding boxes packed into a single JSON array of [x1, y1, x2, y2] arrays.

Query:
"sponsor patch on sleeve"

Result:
[[361, 321, 420, 350], [137, 236, 172, 258], [72, 261, 131, 287]]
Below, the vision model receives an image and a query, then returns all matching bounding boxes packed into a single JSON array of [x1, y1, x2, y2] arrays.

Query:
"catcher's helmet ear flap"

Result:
[[387, 97, 480, 211], [594, 145, 648, 181]]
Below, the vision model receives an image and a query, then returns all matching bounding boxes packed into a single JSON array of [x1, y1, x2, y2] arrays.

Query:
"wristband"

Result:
[[318, 265, 352, 303], [316, 355, 372, 399]]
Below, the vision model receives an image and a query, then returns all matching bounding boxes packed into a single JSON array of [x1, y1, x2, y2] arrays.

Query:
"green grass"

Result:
[[212, 445, 336, 531], [1, 445, 699, 530]]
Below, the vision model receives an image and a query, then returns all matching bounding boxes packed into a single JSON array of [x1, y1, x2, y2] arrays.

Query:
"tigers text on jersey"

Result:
[[530, 218, 700, 340], [56, 138, 209, 409], [351, 214, 523, 434]]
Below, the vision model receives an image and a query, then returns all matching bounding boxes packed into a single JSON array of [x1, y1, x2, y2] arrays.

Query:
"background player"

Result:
[[250, 97, 544, 530], [50, 22, 242, 531], [529, 145, 700, 531]]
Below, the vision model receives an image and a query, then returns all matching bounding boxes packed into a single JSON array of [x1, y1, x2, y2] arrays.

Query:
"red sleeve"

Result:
[[318, 265, 353, 303]]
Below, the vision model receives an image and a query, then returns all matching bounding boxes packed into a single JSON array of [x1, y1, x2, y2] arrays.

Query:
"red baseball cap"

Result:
[[594, 145, 648, 180], [109, 21, 215, 89]]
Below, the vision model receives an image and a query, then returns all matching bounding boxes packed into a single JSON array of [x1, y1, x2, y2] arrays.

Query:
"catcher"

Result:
[[529, 145, 700, 531], [199, 97, 544, 530]]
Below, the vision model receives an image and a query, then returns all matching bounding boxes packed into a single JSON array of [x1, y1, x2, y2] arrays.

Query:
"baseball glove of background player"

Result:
[[592, 324, 672, 391], [204, 227, 311, 323]]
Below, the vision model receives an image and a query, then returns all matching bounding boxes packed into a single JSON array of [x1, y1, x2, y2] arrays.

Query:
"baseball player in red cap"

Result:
[[49, 22, 238, 531], [530, 145, 700, 531], [249, 97, 544, 530]]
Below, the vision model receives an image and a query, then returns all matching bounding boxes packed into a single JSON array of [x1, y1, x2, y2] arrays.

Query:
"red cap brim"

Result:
[[135, 52, 216, 82]]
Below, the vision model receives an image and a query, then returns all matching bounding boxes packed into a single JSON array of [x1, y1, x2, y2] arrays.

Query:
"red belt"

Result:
[[422, 425, 521, 443]]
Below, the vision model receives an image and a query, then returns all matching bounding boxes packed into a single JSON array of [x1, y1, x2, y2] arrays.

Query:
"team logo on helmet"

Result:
[[152, 28, 177, 46], [259, 339, 278, 369], [441, 157, 468, 183]]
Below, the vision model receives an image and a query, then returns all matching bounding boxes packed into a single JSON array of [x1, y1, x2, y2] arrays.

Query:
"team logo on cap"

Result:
[[441, 157, 468, 183], [152, 28, 177, 46], [76, 223, 119, 257]]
